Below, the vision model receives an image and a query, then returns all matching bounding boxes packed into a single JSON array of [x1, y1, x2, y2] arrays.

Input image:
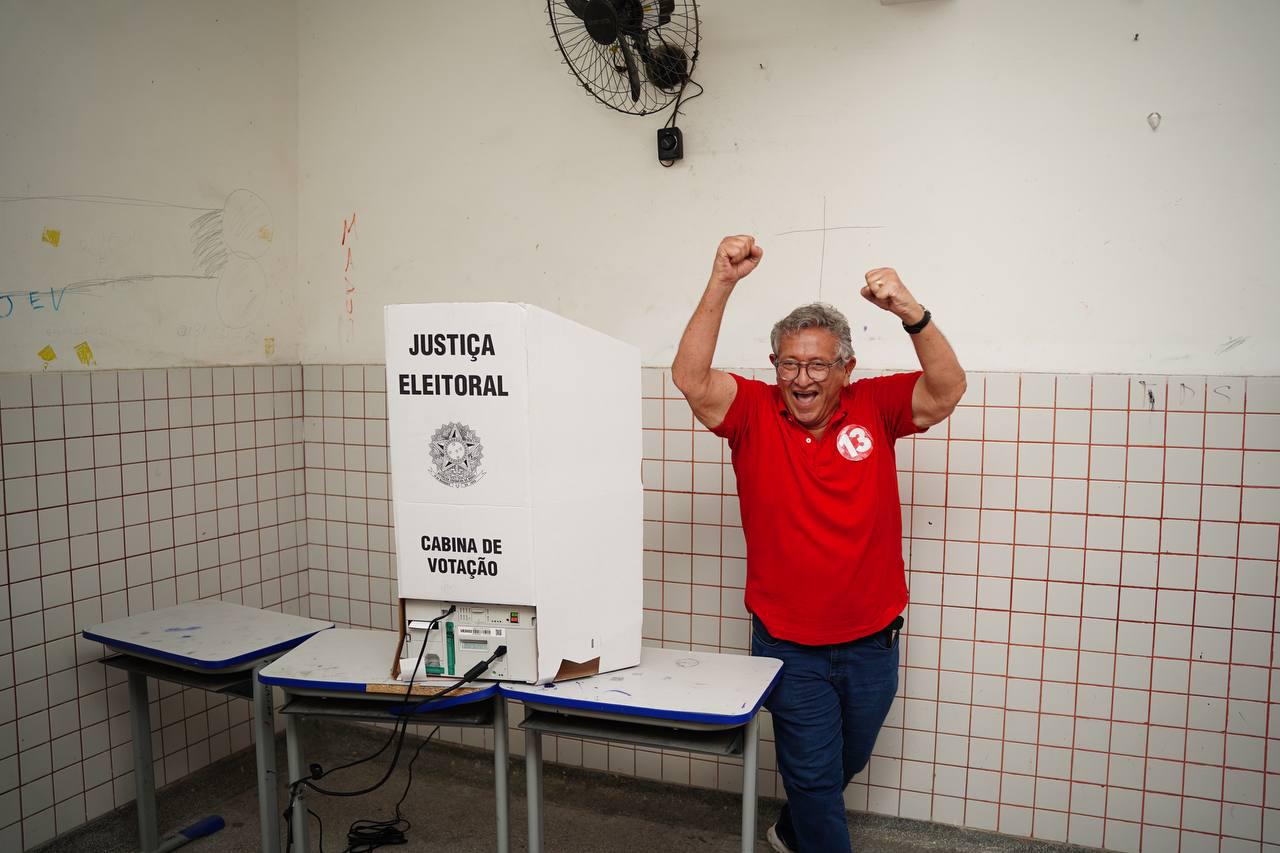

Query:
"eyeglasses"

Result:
[[775, 359, 841, 381]]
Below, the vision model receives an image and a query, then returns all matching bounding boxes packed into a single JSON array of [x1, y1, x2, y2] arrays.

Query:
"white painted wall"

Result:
[[5, 2, 1275, 375], [0, 1, 299, 371], [298, 0, 1280, 374]]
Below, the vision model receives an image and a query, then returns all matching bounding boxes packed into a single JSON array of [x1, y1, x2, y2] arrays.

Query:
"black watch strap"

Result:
[[903, 308, 931, 335]]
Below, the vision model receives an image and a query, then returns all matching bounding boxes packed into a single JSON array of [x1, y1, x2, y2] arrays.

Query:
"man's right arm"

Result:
[[671, 235, 763, 430]]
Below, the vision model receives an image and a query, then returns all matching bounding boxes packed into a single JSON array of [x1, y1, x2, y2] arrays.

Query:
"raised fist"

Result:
[[709, 235, 763, 289], [861, 267, 923, 323]]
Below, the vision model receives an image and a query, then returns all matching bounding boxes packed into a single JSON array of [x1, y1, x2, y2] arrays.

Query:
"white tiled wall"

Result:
[[302, 364, 1280, 853], [4, 363, 1278, 852], [0, 367, 308, 850], [301, 366, 395, 631]]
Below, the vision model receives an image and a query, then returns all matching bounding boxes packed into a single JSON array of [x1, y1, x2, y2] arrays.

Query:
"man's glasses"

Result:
[[775, 359, 841, 381]]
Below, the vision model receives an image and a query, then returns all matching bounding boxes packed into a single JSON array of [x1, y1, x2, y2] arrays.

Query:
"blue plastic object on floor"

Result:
[[155, 815, 226, 853]]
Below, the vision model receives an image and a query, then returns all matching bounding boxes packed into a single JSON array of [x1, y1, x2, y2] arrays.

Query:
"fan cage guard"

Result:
[[548, 0, 700, 116]]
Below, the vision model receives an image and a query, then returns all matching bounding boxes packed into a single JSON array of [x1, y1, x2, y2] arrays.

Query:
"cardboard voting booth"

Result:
[[384, 303, 642, 684]]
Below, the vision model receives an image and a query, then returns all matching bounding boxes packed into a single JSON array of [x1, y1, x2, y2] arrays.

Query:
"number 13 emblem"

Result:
[[836, 424, 873, 462]]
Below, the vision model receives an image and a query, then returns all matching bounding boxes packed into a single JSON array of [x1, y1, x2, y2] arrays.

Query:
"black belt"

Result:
[[864, 614, 904, 646]]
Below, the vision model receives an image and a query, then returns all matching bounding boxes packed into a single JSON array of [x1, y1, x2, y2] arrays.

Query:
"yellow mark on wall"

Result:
[[263, 336, 276, 357], [37, 345, 57, 368], [74, 341, 96, 367], [258, 225, 274, 242], [41, 228, 61, 247]]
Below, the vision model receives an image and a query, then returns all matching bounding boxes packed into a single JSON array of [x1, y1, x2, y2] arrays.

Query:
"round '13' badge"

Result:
[[836, 424, 874, 462]]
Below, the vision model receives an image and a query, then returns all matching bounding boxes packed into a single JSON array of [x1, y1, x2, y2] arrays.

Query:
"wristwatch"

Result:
[[903, 308, 932, 335]]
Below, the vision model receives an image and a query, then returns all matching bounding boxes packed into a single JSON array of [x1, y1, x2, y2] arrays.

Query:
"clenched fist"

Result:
[[709, 235, 763, 289], [861, 268, 924, 324]]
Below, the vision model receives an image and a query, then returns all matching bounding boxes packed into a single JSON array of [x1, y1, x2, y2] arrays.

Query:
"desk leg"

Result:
[[525, 728, 544, 853], [127, 671, 159, 853], [740, 714, 760, 853], [253, 666, 280, 853], [493, 696, 509, 853], [284, 703, 310, 853]]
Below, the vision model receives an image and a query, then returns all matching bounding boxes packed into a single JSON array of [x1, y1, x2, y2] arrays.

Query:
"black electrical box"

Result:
[[657, 126, 683, 162]]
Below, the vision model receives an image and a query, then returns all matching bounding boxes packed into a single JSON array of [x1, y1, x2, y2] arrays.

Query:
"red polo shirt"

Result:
[[712, 371, 924, 645]]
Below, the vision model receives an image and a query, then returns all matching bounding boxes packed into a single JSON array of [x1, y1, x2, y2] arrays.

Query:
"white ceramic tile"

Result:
[[1090, 375, 1129, 409], [4, 478, 37, 514], [140, 369, 165, 400], [35, 474, 67, 509], [1091, 410, 1127, 444], [2, 408, 35, 443], [1203, 449, 1243, 485], [30, 374, 62, 408], [1126, 447, 1164, 483], [1201, 485, 1242, 522], [1207, 378, 1246, 413], [1245, 414, 1280, 450], [984, 407, 1018, 441], [1163, 412, 1204, 448], [1241, 450, 1280, 488], [1242, 487, 1280, 524], [981, 442, 1016, 477], [1041, 374, 1085, 410], [947, 406, 982, 440], [1011, 373, 1051, 408], [1128, 411, 1164, 446], [1127, 377, 1164, 412], [1017, 443, 1052, 477], [1088, 446, 1125, 480], [0, 375, 34, 409], [1206, 413, 1245, 447], [981, 374, 1018, 407]]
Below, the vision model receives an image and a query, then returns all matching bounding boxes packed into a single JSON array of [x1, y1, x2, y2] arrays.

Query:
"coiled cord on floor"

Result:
[[283, 607, 508, 853]]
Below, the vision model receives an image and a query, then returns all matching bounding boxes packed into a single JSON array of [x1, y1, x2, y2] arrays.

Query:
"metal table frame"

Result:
[[102, 652, 284, 853], [518, 703, 763, 853], [277, 689, 510, 853], [85, 600, 331, 853]]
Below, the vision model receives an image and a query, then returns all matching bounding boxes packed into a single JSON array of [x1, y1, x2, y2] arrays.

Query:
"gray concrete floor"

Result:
[[39, 720, 1103, 853]]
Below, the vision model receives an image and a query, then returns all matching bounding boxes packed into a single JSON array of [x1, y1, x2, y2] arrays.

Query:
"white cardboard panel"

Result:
[[393, 502, 534, 604], [532, 488, 643, 682], [384, 303, 531, 506], [525, 304, 642, 506], [386, 301, 642, 683]]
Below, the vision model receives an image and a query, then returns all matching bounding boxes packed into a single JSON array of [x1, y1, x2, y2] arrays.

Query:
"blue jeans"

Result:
[[752, 615, 900, 853]]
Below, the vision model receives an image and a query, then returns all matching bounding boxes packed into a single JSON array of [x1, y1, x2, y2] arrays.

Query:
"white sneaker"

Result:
[[766, 823, 797, 853]]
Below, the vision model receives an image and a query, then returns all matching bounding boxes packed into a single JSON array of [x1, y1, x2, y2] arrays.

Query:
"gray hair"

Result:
[[770, 302, 855, 362]]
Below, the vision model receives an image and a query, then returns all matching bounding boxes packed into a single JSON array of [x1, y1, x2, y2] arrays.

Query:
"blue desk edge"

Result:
[[253, 669, 780, 727], [83, 626, 333, 670], [257, 673, 499, 714], [499, 664, 783, 727]]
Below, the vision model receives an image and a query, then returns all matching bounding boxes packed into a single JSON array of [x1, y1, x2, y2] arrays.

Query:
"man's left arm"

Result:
[[861, 267, 966, 430]]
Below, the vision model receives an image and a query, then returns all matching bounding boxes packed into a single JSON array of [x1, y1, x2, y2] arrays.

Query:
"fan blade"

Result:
[[617, 36, 642, 102], [565, 0, 590, 19]]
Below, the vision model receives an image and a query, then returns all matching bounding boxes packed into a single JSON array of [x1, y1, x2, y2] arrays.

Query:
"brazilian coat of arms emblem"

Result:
[[428, 422, 485, 487]]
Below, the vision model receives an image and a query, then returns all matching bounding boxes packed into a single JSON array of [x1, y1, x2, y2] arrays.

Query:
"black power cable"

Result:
[[659, 77, 705, 168], [341, 725, 439, 852], [282, 608, 508, 852]]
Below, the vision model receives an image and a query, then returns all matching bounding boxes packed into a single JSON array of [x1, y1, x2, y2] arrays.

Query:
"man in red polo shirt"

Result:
[[672, 235, 966, 852]]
